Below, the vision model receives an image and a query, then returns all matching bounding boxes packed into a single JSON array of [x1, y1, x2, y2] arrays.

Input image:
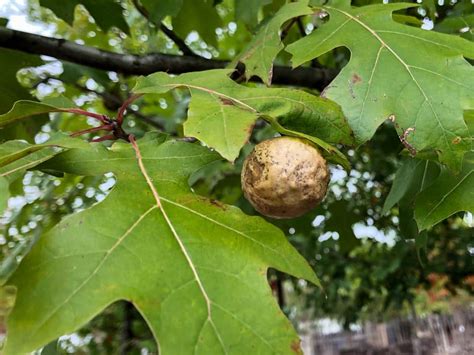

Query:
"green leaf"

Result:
[[235, 0, 272, 27], [140, 0, 184, 24], [415, 230, 428, 266], [0, 98, 76, 129], [5, 133, 318, 354], [264, 114, 350, 170], [383, 157, 441, 238], [173, 0, 221, 48], [39, 0, 129, 33], [0, 176, 7, 212], [0, 49, 43, 115], [186, 89, 258, 161], [134, 69, 352, 167], [435, 0, 474, 42], [0, 134, 89, 216], [287, 0, 474, 170], [436, 14, 474, 42], [383, 158, 440, 215], [234, 1, 312, 85], [40, 340, 59, 355], [0, 48, 44, 142], [0, 229, 43, 286], [415, 152, 474, 230], [324, 200, 360, 253], [466, 110, 474, 137]]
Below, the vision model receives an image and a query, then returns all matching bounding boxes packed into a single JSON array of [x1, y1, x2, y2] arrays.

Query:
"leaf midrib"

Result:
[[28, 205, 158, 339], [130, 139, 228, 354], [0, 151, 58, 177]]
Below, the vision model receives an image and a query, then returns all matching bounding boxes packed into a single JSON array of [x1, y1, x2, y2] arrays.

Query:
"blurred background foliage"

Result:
[[0, 0, 472, 353]]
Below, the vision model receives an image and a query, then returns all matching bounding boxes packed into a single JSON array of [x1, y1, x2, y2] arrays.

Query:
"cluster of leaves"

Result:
[[0, 0, 473, 353]]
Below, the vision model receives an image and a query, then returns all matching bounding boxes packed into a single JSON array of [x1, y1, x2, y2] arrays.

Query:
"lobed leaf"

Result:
[[134, 69, 353, 167], [234, 1, 312, 85], [5, 133, 318, 354], [287, 0, 474, 170]]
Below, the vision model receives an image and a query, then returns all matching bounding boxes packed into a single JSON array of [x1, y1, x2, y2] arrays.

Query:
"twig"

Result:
[[159, 23, 196, 57], [132, 0, 197, 57], [296, 17, 307, 37], [117, 94, 142, 125], [64, 108, 108, 123], [73, 83, 166, 130], [280, 18, 298, 40], [119, 302, 134, 355]]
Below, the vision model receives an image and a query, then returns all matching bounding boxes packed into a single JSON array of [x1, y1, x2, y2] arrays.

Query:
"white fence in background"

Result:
[[300, 306, 474, 354]]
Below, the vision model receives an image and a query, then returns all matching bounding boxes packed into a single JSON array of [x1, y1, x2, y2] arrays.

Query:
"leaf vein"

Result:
[[29, 205, 158, 337]]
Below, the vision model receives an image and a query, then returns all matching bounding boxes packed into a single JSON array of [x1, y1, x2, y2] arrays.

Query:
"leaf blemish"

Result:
[[351, 74, 362, 84], [452, 137, 462, 145], [219, 97, 235, 106], [209, 199, 227, 210], [291, 339, 301, 353], [246, 122, 256, 135]]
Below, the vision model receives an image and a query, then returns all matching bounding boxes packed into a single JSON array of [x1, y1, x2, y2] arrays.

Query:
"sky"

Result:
[[0, 0, 54, 34]]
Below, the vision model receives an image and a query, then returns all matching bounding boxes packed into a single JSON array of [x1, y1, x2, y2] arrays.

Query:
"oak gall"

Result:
[[241, 137, 329, 219]]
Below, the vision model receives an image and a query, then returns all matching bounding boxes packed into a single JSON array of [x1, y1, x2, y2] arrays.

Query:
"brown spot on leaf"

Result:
[[452, 136, 462, 144], [399, 127, 417, 156], [320, 86, 333, 98], [219, 97, 235, 106], [291, 339, 302, 354], [209, 199, 227, 210], [246, 122, 256, 135], [351, 73, 362, 84]]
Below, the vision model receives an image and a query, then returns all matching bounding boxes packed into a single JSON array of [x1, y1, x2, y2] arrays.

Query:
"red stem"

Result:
[[70, 124, 112, 137], [63, 108, 109, 123], [117, 94, 143, 125]]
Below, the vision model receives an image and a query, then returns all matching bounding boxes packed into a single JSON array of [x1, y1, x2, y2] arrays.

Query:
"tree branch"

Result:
[[131, 0, 197, 57], [0, 27, 336, 90]]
